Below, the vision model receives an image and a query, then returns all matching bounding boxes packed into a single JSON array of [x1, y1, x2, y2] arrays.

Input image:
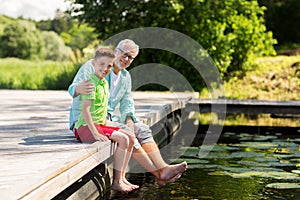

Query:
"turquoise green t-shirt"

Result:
[[74, 74, 109, 129]]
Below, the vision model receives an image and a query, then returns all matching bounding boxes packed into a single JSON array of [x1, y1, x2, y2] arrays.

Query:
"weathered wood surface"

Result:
[[186, 98, 300, 115], [0, 90, 196, 200]]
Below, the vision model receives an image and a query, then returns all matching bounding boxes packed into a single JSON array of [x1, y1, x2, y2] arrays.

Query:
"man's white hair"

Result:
[[116, 39, 139, 54]]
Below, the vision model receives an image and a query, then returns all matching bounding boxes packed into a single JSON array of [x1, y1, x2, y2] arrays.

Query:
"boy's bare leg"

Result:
[[110, 131, 133, 192], [119, 130, 139, 189], [141, 142, 188, 181], [111, 147, 132, 192]]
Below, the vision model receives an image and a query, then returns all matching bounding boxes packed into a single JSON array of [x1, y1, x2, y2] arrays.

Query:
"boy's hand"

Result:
[[94, 134, 109, 142], [77, 79, 95, 95]]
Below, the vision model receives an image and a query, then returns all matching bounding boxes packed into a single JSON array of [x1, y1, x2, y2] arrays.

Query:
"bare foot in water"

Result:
[[157, 173, 182, 186], [159, 161, 188, 181], [111, 180, 133, 193], [123, 178, 139, 190]]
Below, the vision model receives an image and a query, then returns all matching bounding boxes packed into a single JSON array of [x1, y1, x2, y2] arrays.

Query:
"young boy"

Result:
[[74, 47, 138, 192]]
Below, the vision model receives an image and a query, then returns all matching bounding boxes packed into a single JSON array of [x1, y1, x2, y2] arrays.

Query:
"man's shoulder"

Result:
[[81, 60, 93, 68], [121, 69, 131, 77]]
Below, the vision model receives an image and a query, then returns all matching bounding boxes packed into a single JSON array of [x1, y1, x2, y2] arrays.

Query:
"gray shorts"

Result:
[[106, 121, 154, 149]]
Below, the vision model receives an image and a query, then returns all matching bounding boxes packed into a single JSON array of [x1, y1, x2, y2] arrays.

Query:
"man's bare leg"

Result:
[[141, 142, 188, 181], [132, 147, 160, 178]]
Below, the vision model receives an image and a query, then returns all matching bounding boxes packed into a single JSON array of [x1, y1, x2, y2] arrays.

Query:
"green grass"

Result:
[[0, 58, 77, 90]]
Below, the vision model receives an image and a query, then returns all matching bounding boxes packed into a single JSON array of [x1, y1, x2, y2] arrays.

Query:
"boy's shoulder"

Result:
[[90, 74, 108, 86]]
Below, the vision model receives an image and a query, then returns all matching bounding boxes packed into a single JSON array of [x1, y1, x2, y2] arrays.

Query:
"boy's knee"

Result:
[[115, 132, 129, 146]]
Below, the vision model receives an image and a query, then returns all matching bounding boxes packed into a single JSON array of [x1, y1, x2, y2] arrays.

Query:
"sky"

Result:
[[0, 0, 70, 21]]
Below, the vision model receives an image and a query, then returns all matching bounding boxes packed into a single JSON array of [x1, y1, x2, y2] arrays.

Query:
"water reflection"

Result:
[[108, 124, 300, 200]]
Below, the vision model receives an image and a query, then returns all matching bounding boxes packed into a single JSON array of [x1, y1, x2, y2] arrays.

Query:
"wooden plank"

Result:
[[186, 98, 300, 115]]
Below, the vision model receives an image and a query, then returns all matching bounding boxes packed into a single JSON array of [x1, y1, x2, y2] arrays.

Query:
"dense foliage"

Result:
[[37, 13, 98, 53], [0, 17, 71, 61], [0, 21, 43, 59], [40, 31, 71, 61], [69, 0, 277, 79], [0, 14, 97, 61]]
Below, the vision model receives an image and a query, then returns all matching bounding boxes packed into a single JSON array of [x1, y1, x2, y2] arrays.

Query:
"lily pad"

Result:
[[179, 147, 200, 157], [254, 157, 278, 162], [225, 171, 300, 180], [170, 158, 209, 164], [208, 171, 230, 176], [188, 164, 222, 169], [257, 171, 300, 180], [290, 138, 300, 143], [199, 144, 239, 152], [253, 135, 278, 141], [229, 151, 265, 158], [230, 142, 278, 149], [237, 160, 272, 167], [266, 182, 300, 189], [291, 170, 300, 175], [224, 132, 236, 136]]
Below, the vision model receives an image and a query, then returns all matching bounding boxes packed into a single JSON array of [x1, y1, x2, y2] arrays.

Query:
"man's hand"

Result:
[[126, 116, 135, 133], [75, 79, 95, 96]]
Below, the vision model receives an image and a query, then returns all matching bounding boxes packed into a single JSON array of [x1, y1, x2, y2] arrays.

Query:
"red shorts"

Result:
[[75, 124, 119, 143]]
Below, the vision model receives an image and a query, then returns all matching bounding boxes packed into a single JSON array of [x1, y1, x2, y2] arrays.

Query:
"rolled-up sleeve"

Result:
[[68, 61, 94, 97]]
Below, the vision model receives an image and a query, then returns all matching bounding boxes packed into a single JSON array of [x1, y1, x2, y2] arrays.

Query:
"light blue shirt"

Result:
[[68, 60, 138, 129], [106, 67, 137, 123]]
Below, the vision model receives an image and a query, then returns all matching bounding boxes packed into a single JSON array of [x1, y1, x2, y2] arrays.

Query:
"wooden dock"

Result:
[[0, 90, 196, 200]]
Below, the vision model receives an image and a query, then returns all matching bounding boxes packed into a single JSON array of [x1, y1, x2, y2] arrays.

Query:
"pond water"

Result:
[[108, 124, 300, 200]]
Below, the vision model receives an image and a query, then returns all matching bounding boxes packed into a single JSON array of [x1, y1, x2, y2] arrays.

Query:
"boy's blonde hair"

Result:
[[94, 47, 115, 60]]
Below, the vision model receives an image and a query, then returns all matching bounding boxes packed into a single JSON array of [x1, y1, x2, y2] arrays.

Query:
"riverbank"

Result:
[[200, 55, 300, 101]]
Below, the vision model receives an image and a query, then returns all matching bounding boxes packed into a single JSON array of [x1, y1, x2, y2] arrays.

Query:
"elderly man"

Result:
[[68, 39, 187, 185]]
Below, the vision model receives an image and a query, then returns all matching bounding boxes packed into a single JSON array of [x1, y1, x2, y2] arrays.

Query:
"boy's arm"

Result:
[[82, 99, 109, 142]]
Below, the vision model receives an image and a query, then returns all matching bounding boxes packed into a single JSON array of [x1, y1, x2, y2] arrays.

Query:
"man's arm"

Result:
[[125, 115, 135, 133], [68, 61, 95, 97], [73, 79, 94, 97]]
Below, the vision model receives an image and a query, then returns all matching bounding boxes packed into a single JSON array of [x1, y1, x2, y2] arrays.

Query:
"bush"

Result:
[[40, 31, 72, 61], [0, 21, 43, 60]]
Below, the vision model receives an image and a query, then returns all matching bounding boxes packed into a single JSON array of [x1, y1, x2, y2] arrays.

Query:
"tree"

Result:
[[258, 0, 300, 47], [0, 20, 43, 59], [67, 0, 276, 91], [60, 23, 98, 53], [40, 31, 72, 61], [36, 11, 73, 34]]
